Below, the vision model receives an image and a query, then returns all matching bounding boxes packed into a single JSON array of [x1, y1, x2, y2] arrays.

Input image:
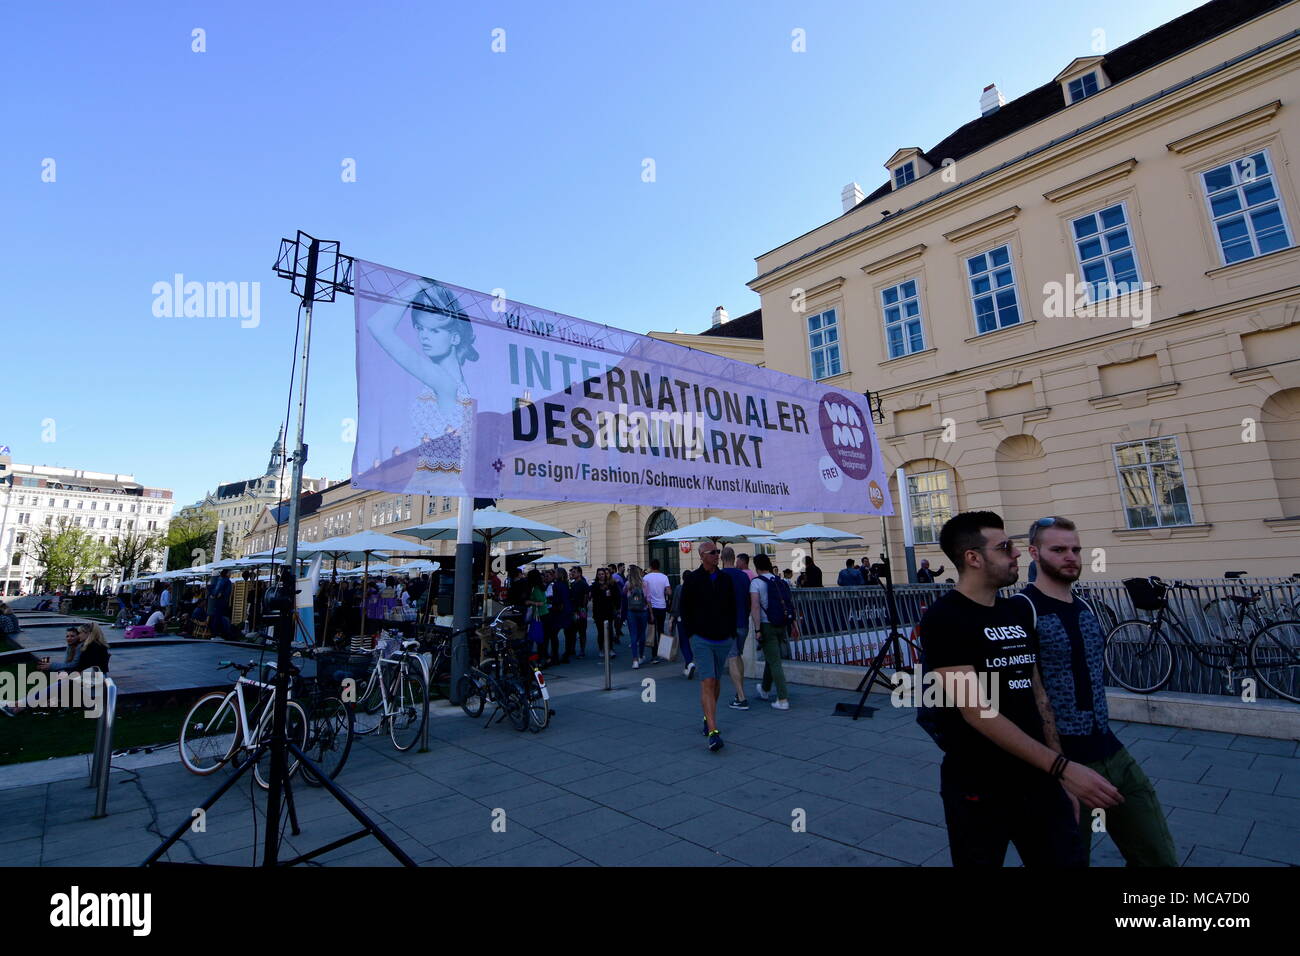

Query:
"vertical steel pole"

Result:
[[265, 238, 318, 866], [449, 497, 475, 705]]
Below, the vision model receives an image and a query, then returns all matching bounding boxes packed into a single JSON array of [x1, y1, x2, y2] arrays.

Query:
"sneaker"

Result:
[[684, 662, 696, 679], [754, 683, 771, 701], [708, 730, 724, 752], [632, 658, 640, 669], [728, 697, 750, 711], [771, 700, 790, 711]]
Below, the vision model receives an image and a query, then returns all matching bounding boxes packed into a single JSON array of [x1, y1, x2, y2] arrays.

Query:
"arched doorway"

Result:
[[645, 509, 681, 587]]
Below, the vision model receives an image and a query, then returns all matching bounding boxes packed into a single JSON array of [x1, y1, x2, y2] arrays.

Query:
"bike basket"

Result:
[[313, 649, 377, 686], [1123, 577, 1168, 612]]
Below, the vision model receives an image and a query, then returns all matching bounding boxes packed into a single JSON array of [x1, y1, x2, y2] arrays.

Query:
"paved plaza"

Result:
[[2, 655, 1297, 867]]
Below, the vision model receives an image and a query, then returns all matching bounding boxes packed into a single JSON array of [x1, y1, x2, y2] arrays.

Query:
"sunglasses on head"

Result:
[[700, 548, 720, 556]]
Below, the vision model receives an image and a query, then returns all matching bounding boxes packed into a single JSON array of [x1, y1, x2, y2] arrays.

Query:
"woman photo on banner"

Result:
[[365, 280, 479, 492]]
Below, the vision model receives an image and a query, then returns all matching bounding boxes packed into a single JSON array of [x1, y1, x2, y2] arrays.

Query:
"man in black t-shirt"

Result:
[[918, 511, 1121, 867]]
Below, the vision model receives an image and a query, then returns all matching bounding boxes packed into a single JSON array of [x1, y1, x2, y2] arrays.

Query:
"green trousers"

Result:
[[1077, 746, 1179, 867], [758, 623, 789, 700]]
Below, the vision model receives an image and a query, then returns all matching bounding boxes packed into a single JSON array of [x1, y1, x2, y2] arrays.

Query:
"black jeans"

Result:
[[940, 760, 1086, 867]]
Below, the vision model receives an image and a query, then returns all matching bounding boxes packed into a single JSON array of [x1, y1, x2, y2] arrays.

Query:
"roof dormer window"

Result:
[[1067, 71, 1099, 103], [885, 148, 931, 192], [1055, 56, 1109, 106]]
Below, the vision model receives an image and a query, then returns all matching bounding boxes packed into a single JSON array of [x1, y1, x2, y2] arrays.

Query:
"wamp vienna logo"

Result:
[[816, 394, 873, 490], [49, 886, 151, 936]]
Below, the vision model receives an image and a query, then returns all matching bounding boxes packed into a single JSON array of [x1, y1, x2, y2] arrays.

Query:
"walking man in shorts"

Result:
[[679, 541, 738, 752]]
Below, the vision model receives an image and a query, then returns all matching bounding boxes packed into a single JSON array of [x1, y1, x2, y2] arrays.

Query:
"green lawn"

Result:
[[0, 699, 190, 766]]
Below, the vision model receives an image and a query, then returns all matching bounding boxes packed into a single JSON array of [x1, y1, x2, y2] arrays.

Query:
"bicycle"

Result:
[[458, 607, 533, 731], [178, 659, 309, 788], [1104, 576, 1300, 702], [294, 648, 355, 787], [350, 633, 429, 751]]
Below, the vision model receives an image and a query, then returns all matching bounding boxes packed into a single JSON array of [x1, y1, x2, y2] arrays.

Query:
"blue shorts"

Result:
[[690, 635, 733, 681], [728, 625, 748, 659]]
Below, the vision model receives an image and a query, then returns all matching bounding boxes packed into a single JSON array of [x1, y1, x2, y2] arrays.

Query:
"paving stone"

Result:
[[534, 806, 637, 844], [624, 840, 726, 866], [503, 793, 601, 828], [431, 822, 542, 866], [474, 837, 582, 867], [1135, 755, 1211, 784], [1153, 778, 1229, 814], [666, 805, 766, 849], [1126, 739, 1195, 761], [862, 818, 950, 864], [1240, 821, 1300, 865], [565, 821, 680, 865], [807, 804, 898, 845], [1183, 745, 1257, 769], [774, 836, 907, 866], [712, 820, 818, 866], [1183, 845, 1285, 866], [1169, 728, 1239, 748], [1165, 807, 1252, 854], [1216, 789, 1300, 825], [1198, 765, 1281, 795], [1228, 735, 1296, 757]]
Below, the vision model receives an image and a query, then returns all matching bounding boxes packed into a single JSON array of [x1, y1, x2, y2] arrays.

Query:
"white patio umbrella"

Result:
[[648, 516, 777, 545], [398, 506, 573, 607], [768, 523, 863, 562], [529, 555, 580, 567], [303, 531, 433, 637]]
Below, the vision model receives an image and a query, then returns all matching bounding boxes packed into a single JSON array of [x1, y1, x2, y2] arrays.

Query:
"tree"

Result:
[[20, 520, 110, 592], [164, 508, 218, 571], [107, 529, 162, 582]]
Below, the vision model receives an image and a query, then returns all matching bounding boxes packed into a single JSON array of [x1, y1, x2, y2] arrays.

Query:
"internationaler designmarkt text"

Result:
[[515, 459, 791, 496]]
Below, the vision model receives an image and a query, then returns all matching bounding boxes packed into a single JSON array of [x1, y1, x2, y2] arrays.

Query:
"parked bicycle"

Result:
[[457, 606, 552, 731], [1104, 576, 1300, 702], [178, 659, 309, 788], [350, 633, 429, 751]]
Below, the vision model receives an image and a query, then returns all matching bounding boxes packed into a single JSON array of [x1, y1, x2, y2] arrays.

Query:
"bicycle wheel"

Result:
[[179, 692, 239, 775], [301, 696, 353, 786], [1203, 598, 1264, 640], [1091, 598, 1120, 634], [1249, 620, 1300, 703], [352, 671, 385, 736], [252, 700, 309, 790], [1104, 620, 1173, 693], [525, 678, 549, 733], [389, 658, 429, 751], [504, 679, 530, 732], [459, 673, 487, 718]]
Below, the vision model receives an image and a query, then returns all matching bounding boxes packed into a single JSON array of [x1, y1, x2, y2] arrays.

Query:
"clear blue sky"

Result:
[[2, 0, 1202, 508]]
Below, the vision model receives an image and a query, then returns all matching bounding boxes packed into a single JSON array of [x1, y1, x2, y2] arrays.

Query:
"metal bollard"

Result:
[[89, 676, 117, 818]]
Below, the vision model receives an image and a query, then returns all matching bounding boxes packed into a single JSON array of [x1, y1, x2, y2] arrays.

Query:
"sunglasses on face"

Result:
[[984, 540, 1016, 554]]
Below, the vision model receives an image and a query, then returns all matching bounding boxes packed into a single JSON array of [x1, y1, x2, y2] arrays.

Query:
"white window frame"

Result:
[[966, 244, 1022, 335], [1112, 437, 1194, 530], [880, 278, 926, 359], [1200, 148, 1294, 266], [807, 307, 843, 381], [1067, 72, 1099, 103], [906, 470, 953, 545], [893, 161, 916, 189], [1070, 201, 1142, 302]]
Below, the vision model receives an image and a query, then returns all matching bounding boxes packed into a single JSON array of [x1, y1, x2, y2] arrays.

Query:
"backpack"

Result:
[[628, 586, 647, 613], [763, 574, 795, 628]]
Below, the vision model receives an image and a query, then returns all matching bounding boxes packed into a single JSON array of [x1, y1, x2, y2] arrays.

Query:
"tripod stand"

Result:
[[146, 603, 416, 867], [833, 553, 910, 720]]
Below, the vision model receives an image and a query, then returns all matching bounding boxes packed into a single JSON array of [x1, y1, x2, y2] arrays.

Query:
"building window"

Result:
[[77, 500, 84, 509], [1071, 202, 1141, 301], [1113, 437, 1192, 529], [17, 513, 30, 525], [807, 308, 842, 380], [1067, 72, 1099, 103], [62, 499, 69, 508], [1202, 150, 1293, 265], [881, 279, 925, 358], [752, 510, 776, 556], [15, 496, 24, 506], [906, 471, 952, 545], [893, 161, 916, 189], [966, 244, 1021, 334]]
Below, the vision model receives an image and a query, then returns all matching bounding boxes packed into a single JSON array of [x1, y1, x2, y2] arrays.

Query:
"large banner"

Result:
[[351, 260, 892, 515]]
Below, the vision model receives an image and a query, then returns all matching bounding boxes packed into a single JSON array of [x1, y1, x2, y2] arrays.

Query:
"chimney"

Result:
[[841, 182, 865, 213], [711, 306, 729, 328], [980, 83, 1006, 116]]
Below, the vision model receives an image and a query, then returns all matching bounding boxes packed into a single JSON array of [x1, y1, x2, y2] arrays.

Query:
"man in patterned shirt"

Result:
[[1022, 516, 1177, 866]]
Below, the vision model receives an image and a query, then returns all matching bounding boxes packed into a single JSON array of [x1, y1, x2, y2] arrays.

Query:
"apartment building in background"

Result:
[[748, 0, 1300, 578]]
